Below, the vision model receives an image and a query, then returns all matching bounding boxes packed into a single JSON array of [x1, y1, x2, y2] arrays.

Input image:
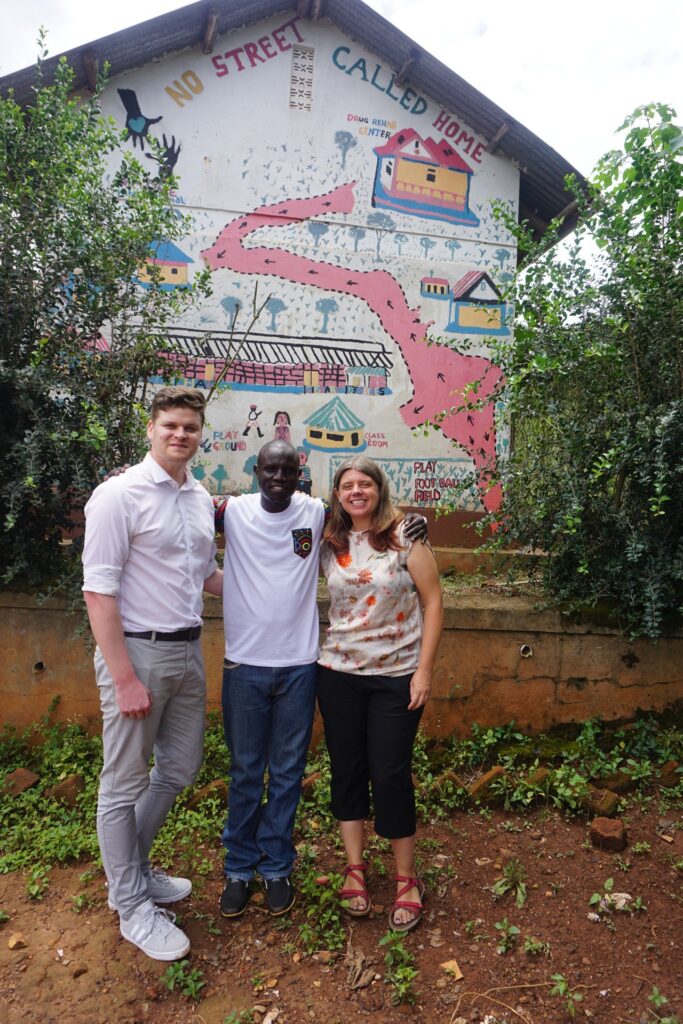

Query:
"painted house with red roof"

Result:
[[447, 271, 510, 336], [420, 276, 450, 300], [372, 128, 479, 226]]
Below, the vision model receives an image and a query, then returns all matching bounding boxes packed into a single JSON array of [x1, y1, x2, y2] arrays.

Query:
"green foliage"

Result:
[[161, 959, 206, 1001], [460, 104, 683, 638], [494, 916, 520, 953], [549, 973, 584, 1019], [26, 864, 50, 900], [523, 934, 550, 957], [223, 1013, 254, 1024], [296, 852, 346, 954], [491, 858, 527, 907], [0, 909, 9, 924], [379, 930, 418, 1005], [0, 33, 210, 594]]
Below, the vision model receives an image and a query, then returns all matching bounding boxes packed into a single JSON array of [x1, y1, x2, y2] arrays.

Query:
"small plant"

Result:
[[379, 930, 418, 1005], [647, 986, 682, 1024], [494, 917, 520, 954], [296, 859, 345, 954], [250, 971, 265, 993], [223, 1013, 254, 1024], [464, 917, 488, 942], [26, 865, 50, 900], [590, 876, 647, 915], [614, 854, 632, 872], [491, 858, 527, 908], [162, 959, 206, 1001], [589, 876, 615, 908], [632, 841, 652, 855], [549, 973, 584, 1019], [71, 892, 99, 913], [0, 910, 9, 924], [524, 935, 551, 957]]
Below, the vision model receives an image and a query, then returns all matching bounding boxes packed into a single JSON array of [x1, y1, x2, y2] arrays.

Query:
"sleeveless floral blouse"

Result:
[[319, 523, 423, 676]]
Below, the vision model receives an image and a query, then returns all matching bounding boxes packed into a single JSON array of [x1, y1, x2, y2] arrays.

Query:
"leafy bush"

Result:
[[448, 104, 683, 638], [0, 34, 209, 593]]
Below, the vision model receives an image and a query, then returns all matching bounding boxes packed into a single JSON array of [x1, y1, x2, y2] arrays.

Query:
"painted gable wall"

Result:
[[101, 14, 516, 513]]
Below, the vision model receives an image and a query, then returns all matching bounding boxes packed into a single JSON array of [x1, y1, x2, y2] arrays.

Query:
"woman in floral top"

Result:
[[317, 457, 443, 932]]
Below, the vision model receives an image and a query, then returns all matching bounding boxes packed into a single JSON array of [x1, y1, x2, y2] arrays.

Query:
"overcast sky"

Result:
[[1, 0, 681, 175]]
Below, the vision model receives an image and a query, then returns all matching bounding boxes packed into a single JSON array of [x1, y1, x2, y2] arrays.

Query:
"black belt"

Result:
[[124, 626, 202, 642]]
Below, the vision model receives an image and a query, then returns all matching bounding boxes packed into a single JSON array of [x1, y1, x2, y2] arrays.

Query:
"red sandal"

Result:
[[389, 875, 425, 933], [340, 863, 370, 918]]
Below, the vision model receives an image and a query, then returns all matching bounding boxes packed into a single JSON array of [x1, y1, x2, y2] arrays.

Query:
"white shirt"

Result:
[[223, 491, 326, 666], [82, 453, 218, 632]]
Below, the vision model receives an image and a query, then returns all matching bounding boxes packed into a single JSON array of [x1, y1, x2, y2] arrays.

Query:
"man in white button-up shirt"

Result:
[[82, 386, 223, 962]]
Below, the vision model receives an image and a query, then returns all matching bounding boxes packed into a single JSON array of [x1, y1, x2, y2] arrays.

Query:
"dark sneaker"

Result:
[[265, 876, 295, 916], [220, 878, 250, 918]]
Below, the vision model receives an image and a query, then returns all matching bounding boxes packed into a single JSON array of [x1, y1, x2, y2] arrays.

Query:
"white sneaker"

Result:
[[107, 868, 192, 910], [147, 867, 192, 905], [119, 902, 190, 961]]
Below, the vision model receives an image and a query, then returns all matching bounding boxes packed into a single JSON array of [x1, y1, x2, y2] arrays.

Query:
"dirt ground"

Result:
[[1, 800, 682, 1024]]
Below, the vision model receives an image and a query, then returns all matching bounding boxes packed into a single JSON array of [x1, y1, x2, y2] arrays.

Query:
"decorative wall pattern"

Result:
[[101, 13, 518, 513]]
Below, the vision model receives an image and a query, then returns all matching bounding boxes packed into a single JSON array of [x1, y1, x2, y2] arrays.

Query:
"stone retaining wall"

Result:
[[1, 588, 681, 738]]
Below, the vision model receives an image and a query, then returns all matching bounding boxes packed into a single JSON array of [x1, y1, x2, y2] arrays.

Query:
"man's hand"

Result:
[[115, 676, 153, 718], [405, 512, 429, 544]]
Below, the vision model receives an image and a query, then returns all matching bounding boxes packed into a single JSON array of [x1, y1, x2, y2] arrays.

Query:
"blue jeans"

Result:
[[221, 661, 317, 880]]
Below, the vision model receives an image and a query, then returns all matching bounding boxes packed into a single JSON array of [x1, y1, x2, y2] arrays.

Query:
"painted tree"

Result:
[[316, 297, 339, 334], [419, 236, 437, 259], [334, 130, 358, 169], [367, 211, 396, 261], [307, 221, 329, 248], [0, 37, 209, 590], [221, 295, 242, 327], [265, 296, 286, 331], [494, 247, 512, 269], [394, 233, 409, 256], [445, 238, 462, 260], [349, 225, 366, 252]]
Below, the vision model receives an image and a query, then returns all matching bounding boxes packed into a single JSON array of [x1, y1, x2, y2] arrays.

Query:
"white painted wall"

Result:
[[101, 13, 518, 513]]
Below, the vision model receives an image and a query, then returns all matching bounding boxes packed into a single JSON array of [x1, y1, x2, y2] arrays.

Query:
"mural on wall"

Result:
[[201, 183, 504, 512], [303, 396, 366, 452], [149, 326, 393, 394], [372, 128, 479, 227], [134, 241, 193, 290], [106, 14, 517, 510], [446, 271, 510, 336]]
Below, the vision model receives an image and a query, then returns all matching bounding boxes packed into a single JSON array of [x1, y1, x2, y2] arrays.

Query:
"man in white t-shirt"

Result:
[[83, 387, 223, 961], [219, 440, 325, 919]]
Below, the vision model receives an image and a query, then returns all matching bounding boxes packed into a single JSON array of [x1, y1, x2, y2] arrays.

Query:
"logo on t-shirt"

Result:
[[291, 528, 313, 559]]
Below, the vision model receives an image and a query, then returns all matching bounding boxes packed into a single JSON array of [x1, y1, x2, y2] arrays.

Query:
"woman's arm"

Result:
[[405, 541, 444, 710]]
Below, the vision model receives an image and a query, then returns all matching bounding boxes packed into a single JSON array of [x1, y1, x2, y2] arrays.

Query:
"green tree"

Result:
[[487, 103, 683, 637], [0, 37, 210, 591]]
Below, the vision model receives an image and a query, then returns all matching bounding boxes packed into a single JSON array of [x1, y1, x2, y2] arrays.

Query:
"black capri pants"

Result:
[[316, 665, 424, 839]]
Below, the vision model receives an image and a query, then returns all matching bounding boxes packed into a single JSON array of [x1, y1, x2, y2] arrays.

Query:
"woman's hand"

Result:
[[408, 667, 431, 709]]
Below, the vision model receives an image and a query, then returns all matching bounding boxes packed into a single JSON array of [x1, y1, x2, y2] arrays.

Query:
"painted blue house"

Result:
[[446, 271, 510, 336]]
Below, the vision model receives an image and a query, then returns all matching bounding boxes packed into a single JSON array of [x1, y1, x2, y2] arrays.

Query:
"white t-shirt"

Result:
[[82, 453, 218, 632], [223, 491, 326, 666]]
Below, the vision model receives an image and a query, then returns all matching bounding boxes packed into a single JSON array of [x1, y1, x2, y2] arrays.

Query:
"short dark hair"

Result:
[[151, 386, 206, 425]]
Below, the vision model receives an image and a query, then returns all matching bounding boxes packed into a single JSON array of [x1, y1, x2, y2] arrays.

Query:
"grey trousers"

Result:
[[95, 636, 205, 918]]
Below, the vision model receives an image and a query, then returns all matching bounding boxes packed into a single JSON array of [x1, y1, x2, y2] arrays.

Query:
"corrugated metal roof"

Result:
[[0, 0, 584, 240]]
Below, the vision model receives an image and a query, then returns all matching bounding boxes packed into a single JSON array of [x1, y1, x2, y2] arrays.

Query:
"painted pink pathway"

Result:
[[201, 183, 503, 511]]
